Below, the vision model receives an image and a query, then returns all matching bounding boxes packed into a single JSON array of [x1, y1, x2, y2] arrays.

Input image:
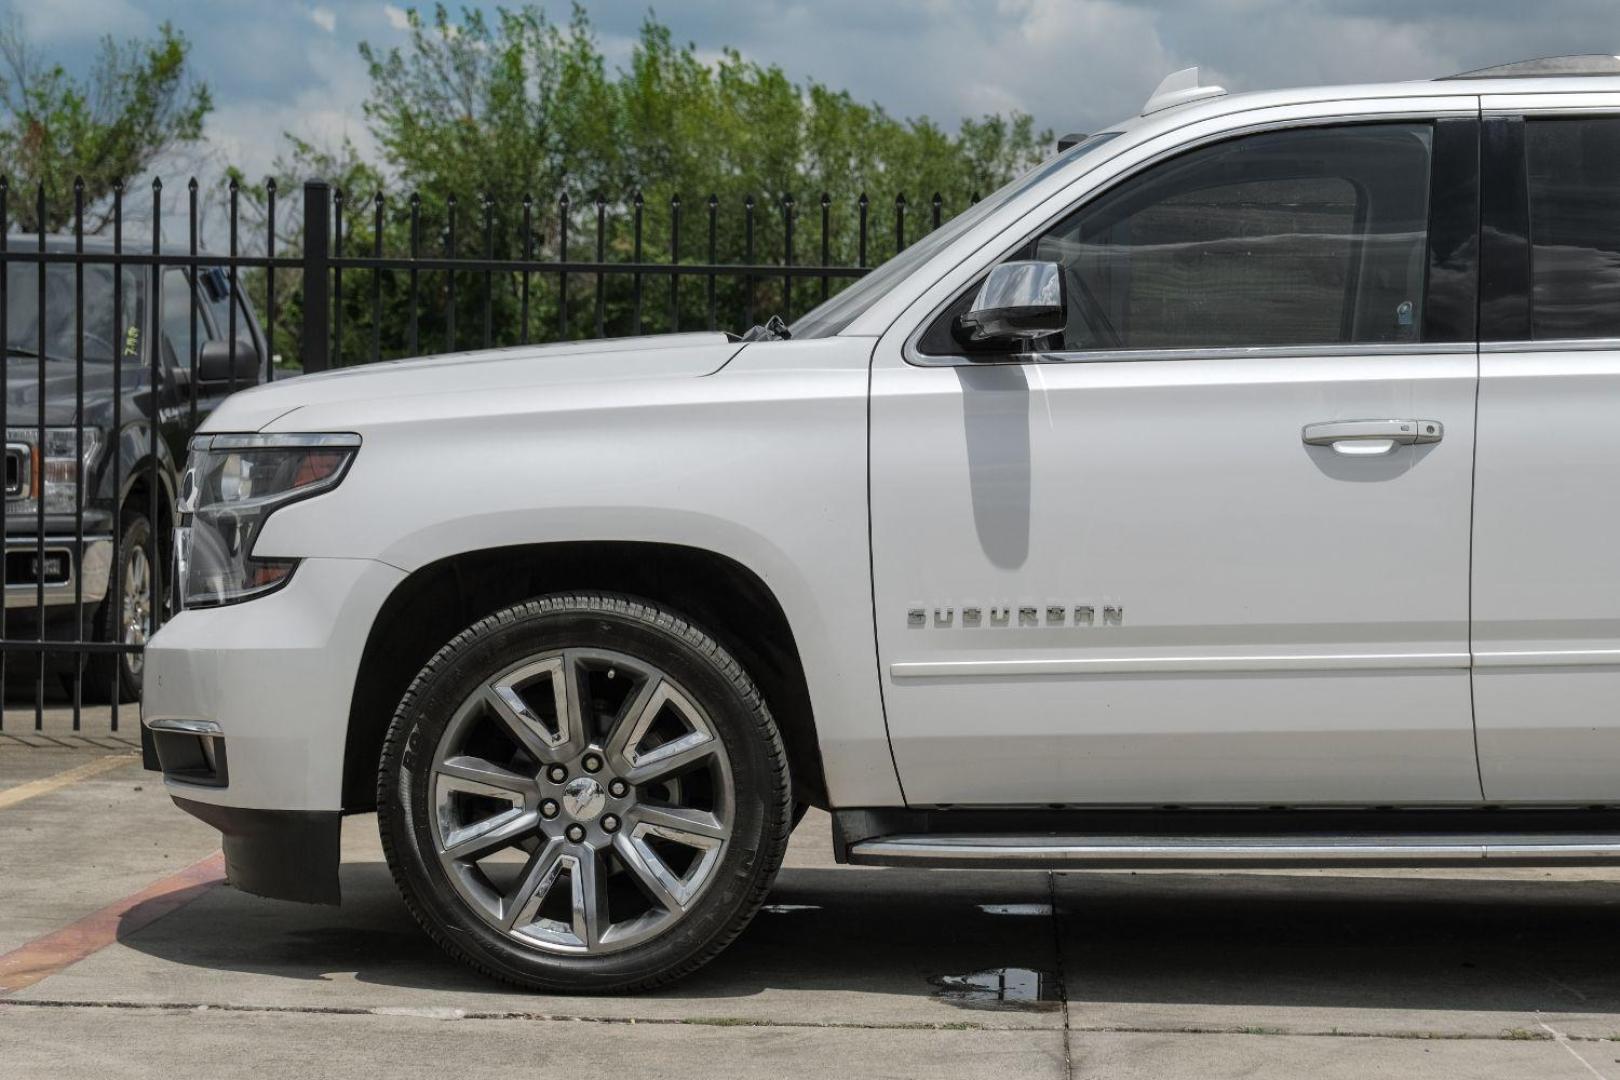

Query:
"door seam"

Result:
[[1466, 98, 1486, 801]]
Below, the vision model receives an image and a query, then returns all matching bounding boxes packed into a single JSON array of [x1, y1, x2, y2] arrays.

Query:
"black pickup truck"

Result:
[[6, 236, 266, 701]]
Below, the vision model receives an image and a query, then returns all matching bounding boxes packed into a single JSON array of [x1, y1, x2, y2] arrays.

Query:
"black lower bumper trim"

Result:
[[140, 722, 159, 772], [172, 797, 341, 905]]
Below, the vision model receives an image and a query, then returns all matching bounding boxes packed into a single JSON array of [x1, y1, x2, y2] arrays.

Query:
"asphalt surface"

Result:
[[5, 708, 1620, 1078]]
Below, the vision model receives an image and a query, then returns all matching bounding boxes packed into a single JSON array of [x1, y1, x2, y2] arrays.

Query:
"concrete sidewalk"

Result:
[[3, 745, 1620, 1078]]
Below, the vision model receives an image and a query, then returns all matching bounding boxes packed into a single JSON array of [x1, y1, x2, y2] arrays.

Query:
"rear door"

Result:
[[1472, 95, 1620, 800], [869, 114, 1486, 806]]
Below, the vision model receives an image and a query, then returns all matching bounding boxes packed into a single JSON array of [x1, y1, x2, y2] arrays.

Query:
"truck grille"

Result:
[[4, 444, 26, 499]]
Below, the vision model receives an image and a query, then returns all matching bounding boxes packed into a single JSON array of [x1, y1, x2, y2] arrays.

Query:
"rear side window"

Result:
[[1526, 118, 1620, 340], [1033, 124, 1434, 352]]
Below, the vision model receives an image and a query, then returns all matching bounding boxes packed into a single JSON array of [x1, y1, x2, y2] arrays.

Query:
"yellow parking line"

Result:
[[0, 754, 138, 811]]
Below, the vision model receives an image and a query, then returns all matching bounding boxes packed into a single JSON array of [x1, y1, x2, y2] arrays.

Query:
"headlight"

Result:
[[7, 427, 103, 513], [176, 433, 360, 608]]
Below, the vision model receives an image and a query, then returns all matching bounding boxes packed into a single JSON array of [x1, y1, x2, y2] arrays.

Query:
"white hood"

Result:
[[205, 332, 743, 433]]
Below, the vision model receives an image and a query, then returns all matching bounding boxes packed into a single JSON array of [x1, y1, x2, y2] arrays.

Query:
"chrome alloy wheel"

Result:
[[428, 648, 734, 956], [121, 544, 153, 675]]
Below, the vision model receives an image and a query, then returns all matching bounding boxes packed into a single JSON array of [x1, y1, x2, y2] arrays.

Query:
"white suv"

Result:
[[143, 56, 1620, 992]]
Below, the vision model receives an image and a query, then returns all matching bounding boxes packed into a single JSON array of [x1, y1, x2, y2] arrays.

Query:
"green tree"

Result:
[[0, 18, 211, 232], [248, 4, 1050, 364]]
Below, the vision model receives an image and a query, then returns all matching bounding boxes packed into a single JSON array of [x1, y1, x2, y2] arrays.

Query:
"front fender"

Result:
[[103, 419, 178, 513], [248, 338, 903, 806]]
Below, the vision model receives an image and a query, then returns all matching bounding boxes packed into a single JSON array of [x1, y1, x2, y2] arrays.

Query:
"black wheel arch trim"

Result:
[[341, 540, 831, 816]]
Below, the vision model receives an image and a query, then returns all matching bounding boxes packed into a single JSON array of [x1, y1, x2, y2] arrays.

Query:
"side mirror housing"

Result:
[[197, 339, 260, 387], [955, 261, 1066, 346]]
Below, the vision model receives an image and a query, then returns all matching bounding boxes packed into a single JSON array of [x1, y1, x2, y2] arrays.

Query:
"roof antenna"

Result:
[[1141, 67, 1227, 115]]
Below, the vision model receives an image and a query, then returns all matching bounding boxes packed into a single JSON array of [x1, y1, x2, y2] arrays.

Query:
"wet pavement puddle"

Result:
[[929, 968, 1062, 1011]]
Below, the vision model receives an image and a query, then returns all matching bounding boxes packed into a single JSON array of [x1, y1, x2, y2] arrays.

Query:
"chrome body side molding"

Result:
[[846, 833, 1620, 869]]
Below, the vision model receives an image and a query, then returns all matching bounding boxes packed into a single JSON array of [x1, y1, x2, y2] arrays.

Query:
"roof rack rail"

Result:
[[1141, 67, 1226, 115], [1440, 54, 1620, 80]]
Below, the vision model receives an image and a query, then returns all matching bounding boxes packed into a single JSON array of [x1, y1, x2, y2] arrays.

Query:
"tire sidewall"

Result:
[[379, 596, 787, 992], [85, 512, 152, 703]]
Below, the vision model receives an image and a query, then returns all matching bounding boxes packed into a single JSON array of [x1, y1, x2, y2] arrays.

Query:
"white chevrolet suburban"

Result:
[[143, 56, 1620, 992]]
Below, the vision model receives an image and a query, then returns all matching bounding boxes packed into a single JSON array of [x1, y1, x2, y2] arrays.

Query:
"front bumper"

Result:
[[141, 556, 406, 902], [3, 534, 112, 609]]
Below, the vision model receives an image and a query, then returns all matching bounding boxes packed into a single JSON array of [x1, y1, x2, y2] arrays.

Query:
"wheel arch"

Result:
[[106, 417, 179, 516], [342, 541, 828, 814], [118, 459, 176, 535]]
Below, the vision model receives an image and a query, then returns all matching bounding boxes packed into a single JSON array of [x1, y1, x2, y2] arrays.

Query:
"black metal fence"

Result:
[[0, 176, 975, 733]]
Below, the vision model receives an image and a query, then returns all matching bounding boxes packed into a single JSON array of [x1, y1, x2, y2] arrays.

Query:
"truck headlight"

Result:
[[6, 427, 103, 513], [176, 433, 360, 608]]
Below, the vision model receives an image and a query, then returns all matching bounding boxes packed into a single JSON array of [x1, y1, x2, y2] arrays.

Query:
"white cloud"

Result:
[[12, 0, 144, 42], [382, 4, 410, 32], [204, 33, 377, 193], [724, 0, 1178, 135], [584, 0, 1620, 141], [308, 6, 336, 34]]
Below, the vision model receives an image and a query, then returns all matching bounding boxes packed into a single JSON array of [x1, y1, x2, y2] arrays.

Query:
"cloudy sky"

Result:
[[10, 0, 1620, 187]]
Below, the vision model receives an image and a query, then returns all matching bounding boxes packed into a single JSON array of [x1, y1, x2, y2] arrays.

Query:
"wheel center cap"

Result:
[[561, 776, 606, 821]]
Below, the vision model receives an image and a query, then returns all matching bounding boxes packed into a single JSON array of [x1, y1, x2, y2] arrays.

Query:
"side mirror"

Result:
[[197, 339, 260, 387], [955, 261, 1066, 346]]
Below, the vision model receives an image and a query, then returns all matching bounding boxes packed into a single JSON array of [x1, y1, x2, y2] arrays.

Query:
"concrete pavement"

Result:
[[4, 737, 1620, 1078]]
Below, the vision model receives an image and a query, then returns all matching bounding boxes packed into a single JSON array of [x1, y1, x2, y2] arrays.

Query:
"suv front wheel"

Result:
[[378, 593, 792, 992]]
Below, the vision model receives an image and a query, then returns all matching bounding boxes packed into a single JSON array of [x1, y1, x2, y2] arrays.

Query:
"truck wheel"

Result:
[[377, 594, 792, 993], [72, 512, 154, 704]]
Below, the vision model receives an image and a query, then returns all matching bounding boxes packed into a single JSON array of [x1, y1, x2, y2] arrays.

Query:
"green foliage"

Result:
[[249, 4, 1050, 363], [0, 18, 211, 232]]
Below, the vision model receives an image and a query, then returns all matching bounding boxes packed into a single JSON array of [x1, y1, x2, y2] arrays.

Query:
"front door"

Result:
[[870, 117, 1486, 806], [1472, 100, 1620, 800]]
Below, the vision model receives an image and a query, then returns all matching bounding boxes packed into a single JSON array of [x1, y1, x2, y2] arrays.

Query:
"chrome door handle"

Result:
[[1301, 419, 1443, 456]]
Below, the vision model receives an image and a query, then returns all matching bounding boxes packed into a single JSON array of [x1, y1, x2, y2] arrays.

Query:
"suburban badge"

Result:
[[907, 604, 1123, 628]]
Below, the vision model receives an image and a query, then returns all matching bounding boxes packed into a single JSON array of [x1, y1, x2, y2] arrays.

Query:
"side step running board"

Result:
[[845, 833, 1620, 869]]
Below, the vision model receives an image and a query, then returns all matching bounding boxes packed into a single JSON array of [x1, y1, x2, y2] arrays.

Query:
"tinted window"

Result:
[[789, 132, 1120, 340], [202, 269, 245, 342], [4, 264, 143, 362], [1526, 118, 1620, 340], [1032, 124, 1433, 352], [161, 269, 216, 369]]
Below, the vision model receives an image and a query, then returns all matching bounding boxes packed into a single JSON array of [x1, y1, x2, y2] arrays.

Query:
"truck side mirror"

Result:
[[955, 260, 1067, 346], [197, 339, 260, 387]]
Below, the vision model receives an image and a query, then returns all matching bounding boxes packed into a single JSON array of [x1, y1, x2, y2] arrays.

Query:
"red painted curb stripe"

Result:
[[0, 851, 226, 995]]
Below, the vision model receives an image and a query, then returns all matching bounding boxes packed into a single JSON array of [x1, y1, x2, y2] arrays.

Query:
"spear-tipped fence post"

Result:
[[819, 192, 831, 304]]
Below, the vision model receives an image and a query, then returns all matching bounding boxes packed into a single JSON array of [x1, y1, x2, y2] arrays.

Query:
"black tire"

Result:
[[75, 512, 153, 704], [377, 593, 792, 993]]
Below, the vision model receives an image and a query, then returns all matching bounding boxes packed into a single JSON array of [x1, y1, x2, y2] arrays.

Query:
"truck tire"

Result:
[[72, 512, 153, 704], [377, 593, 792, 993]]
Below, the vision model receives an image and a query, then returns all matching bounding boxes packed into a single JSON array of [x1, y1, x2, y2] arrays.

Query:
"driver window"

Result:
[[1033, 123, 1434, 353]]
